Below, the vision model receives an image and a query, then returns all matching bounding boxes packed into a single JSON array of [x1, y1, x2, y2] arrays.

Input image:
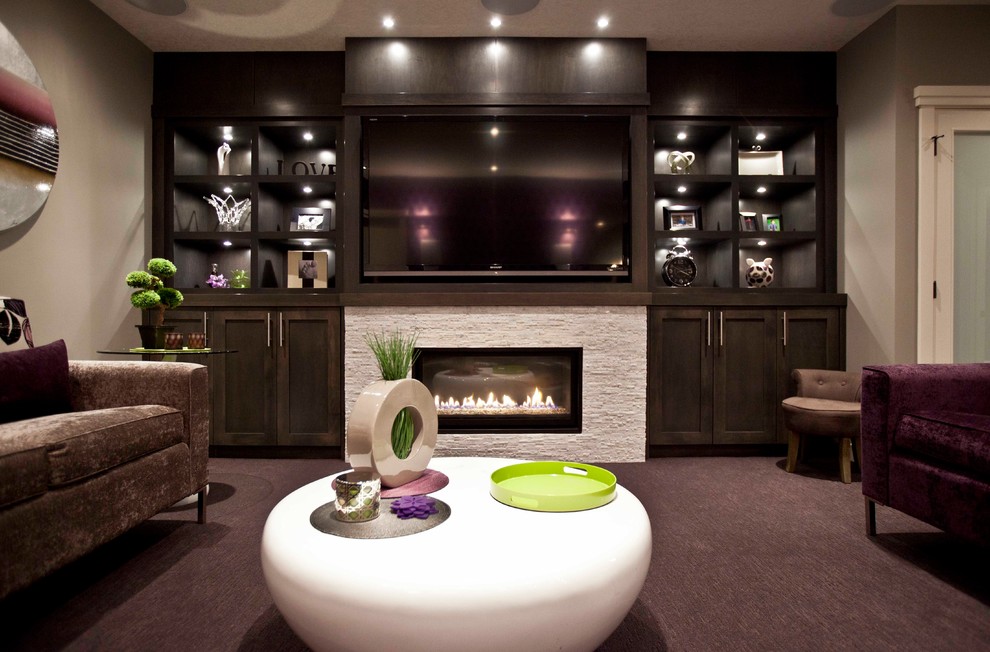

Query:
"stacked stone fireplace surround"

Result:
[[344, 306, 647, 463]]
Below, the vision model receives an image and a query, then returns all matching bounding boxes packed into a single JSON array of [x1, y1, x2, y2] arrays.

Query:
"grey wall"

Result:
[[838, 5, 990, 371], [0, 0, 152, 358]]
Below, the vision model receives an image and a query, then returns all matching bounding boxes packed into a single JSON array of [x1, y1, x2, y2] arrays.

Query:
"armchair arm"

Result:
[[860, 363, 990, 503], [68, 361, 209, 492]]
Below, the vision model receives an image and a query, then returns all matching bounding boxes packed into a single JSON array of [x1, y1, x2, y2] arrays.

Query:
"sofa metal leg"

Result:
[[839, 437, 852, 483], [785, 430, 800, 473], [865, 496, 876, 537], [197, 487, 207, 524], [853, 437, 863, 470]]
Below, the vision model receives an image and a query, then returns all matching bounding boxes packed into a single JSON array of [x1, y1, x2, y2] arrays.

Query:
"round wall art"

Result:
[[0, 20, 59, 231]]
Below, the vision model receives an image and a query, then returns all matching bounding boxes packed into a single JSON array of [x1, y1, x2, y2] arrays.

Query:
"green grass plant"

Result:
[[364, 329, 420, 459]]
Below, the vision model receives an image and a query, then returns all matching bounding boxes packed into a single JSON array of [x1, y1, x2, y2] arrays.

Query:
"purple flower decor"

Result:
[[390, 495, 438, 520]]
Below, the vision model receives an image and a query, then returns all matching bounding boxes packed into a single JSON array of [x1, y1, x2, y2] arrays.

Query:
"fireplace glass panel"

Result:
[[414, 348, 582, 433]]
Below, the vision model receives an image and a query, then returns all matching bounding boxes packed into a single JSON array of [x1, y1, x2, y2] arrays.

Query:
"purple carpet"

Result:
[[2, 455, 988, 651]]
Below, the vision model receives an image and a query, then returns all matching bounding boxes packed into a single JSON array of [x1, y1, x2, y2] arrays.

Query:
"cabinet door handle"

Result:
[[782, 311, 788, 348], [719, 311, 724, 349], [267, 312, 272, 348], [706, 311, 712, 349], [203, 312, 208, 346], [279, 312, 284, 348]]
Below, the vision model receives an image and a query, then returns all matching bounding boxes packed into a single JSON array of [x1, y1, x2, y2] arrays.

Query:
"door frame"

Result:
[[915, 86, 990, 362]]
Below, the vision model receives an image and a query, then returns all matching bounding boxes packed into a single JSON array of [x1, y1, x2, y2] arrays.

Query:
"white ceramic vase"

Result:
[[348, 378, 438, 488]]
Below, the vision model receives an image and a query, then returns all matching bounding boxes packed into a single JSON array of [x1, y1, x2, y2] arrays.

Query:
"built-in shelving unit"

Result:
[[650, 119, 825, 291], [166, 120, 340, 292]]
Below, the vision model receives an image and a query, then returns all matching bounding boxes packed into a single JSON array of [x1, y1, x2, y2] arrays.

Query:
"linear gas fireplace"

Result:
[[413, 347, 582, 434]]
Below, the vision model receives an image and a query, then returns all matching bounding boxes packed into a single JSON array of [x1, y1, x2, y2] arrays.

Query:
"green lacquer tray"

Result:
[[490, 461, 616, 512]]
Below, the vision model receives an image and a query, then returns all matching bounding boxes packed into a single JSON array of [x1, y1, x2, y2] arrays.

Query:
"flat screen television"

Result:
[[361, 116, 631, 280]]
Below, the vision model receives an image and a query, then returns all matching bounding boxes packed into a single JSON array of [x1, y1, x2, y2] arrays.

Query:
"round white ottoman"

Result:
[[261, 457, 652, 652]]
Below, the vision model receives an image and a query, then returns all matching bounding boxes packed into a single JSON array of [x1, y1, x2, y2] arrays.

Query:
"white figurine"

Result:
[[217, 142, 231, 175]]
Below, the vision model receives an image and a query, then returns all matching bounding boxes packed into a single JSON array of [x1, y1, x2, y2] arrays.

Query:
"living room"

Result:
[[1, 1, 988, 650]]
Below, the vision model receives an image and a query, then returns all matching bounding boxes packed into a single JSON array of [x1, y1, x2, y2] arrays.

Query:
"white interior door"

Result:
[[916, 87, 990, 362]]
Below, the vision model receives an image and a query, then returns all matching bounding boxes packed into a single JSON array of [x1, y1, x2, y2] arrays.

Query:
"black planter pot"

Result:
[[136, 324, 169, 349]]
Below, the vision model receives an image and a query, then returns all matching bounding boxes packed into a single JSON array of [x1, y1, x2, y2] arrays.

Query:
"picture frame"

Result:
[[762, 213, 782, 232], [739, 211, 758, 232], [287, 250, 330, 288], [663, 205, 702, 231], [290, 206, 333, 232]]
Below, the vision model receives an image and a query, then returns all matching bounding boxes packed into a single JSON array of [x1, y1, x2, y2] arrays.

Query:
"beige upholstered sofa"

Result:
[[0, 343, 208, 599]]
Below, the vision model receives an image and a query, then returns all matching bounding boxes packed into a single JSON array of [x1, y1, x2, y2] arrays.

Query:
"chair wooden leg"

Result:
[[839, 437, 852, 483], [865, 496, 877, 537], [785, 430, 800, 473]]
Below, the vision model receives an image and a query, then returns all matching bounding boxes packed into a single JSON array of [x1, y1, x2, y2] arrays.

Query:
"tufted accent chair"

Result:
[[781, 369, 862, 483]]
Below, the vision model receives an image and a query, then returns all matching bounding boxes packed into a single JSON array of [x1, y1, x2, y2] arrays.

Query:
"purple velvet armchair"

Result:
[[860, 364, 990, 545]]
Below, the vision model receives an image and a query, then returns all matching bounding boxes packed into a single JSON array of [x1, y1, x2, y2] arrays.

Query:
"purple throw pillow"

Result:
[[0, 339, 71, 424]]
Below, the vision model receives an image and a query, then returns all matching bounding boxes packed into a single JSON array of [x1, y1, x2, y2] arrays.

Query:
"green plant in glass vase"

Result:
[[364, 329, 420, 459]]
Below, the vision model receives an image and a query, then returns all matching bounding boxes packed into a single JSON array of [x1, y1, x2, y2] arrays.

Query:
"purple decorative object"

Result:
[[390, 495, 439, 520]]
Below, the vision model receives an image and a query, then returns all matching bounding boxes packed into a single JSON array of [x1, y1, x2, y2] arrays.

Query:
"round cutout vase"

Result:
[[348, 378, 438, 488]]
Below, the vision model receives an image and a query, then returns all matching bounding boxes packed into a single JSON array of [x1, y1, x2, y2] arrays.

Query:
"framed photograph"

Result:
[[663, 205, 702, 231], [739, 211, 758, 232], [762, 213, 782, 232], [290, 206, 334, 232], [287, 250, 330, 288]]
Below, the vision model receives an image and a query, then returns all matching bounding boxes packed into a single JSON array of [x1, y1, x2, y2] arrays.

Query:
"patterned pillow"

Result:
[[0, 339, 71, 424]]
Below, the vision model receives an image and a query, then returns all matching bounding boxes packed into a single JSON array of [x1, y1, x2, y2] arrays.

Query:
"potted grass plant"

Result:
[[348, 329, 438, 488], [125, 257, 183, 349]]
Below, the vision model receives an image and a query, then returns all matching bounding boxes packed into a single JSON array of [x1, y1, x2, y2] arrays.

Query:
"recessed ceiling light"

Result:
[[303, 186, 313, 194], [303, 132, 313, 141], [383, 16, 395, 29], [677, 185, 687, 193], [222, 240, 232, 247], [126, 0, 186, 16], [490, 17, 502, 28], [223, 186, 233, 194], [755, 132, 766, 141], [757, 186, 767, 194], [676, 131, 687, 141], [597, 16, 609, 29], [303, 240, 312, 247], [491, 165, 499, 172], [490, 127, 500, 137]]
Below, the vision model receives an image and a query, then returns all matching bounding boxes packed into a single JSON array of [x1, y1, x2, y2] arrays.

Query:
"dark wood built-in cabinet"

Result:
[[152, 45, 844, 455], [648, 306, 844, 451]]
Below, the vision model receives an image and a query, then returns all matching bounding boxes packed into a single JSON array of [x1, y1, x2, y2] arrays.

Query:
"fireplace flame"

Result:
[[434, 387, 561, 414]]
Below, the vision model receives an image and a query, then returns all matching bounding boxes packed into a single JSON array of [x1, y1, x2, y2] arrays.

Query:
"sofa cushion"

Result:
[[0, 405, 185, 507], [895, 411, 990, 475], [0, 339, 71, 425]]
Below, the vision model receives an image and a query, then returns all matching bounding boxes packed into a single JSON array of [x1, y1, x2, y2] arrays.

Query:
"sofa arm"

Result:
[[860, 363, 990, 503], [68, 361, 209, 492]]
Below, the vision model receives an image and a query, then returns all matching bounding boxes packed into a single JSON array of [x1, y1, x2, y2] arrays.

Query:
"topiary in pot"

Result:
[[126, 258, 184, 348]]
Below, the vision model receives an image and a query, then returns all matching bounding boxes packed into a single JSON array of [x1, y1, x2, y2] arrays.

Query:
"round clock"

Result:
[[661, 245, 698, 287]]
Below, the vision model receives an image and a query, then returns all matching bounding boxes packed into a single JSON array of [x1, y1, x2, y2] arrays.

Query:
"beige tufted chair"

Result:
[[781, 369, 862, 483]]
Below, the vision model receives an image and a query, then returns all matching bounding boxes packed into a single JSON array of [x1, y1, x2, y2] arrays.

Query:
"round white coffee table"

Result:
[[261, 457, 652, 652]]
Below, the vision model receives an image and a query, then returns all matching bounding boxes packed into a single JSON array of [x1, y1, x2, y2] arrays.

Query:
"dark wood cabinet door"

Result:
[[714, 309, 777, 445], [775, 308, 842, 442], [211, 311, 276, 446], [275, 309, 342, 446], [649, 308, 714, 445]]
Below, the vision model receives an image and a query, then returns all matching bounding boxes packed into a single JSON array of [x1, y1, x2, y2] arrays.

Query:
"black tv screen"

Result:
[[362, 116, 630, 280]]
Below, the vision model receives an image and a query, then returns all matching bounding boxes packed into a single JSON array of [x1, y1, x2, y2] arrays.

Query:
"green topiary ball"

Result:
[[130, 289, 161, 310], [125, 270, 159, 289], [147, 258, 177, 278], [158, 287, 184, 309]]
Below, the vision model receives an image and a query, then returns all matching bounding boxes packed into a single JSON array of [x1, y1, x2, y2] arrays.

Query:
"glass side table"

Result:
[[97, 348, 237, 362]]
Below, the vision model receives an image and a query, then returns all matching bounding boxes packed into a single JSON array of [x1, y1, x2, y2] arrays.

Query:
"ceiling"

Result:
[[88, 0, 987, 53]]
